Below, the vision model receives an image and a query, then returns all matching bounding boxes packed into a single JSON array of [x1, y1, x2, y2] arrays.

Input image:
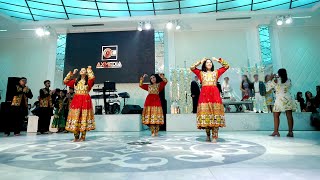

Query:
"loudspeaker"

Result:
[[95, 105, 103, 115], [6, 77, 21, 102], [121, 104, 143, 114]]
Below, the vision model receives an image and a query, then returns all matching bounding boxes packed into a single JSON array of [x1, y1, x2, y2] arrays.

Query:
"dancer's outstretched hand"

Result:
[[159, 73, 165, 78], [73, 69, 78, 74], [212, 57, 219, 62]]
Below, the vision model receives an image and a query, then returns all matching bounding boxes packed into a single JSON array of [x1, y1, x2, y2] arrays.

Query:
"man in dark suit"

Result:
[[191, 76, 201, 113]]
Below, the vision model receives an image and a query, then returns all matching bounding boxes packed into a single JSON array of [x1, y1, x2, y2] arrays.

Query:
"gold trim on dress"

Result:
[[218, 58, 230, 69], [142, 106, 164, 125], [75, 90, 89, 94], [139, 78, 144, 87], [196, 102, 225, 129], [190, 60, 202, 70], [66, 108, 95, 132], [64, 71, 73, 84], [87, 67, 95, 80]]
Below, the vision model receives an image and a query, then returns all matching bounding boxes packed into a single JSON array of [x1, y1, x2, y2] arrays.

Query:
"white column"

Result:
[[45, 36, 58, 88], [270, 26, 283, 72], [164, 30, 176, 113], [246, 26, 261, 66]]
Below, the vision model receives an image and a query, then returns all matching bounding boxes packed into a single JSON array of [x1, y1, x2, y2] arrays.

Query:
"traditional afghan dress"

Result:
[[190, 58, 229, 129], [139, 78, 167, 127], [63, 68, 95, 133], [51, 97, 66, 129]]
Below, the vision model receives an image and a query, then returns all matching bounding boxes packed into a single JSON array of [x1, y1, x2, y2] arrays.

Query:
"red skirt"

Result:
[[197, 86, 225, 129], [65, 94, 95, 132], [142, 94, 164, 125]]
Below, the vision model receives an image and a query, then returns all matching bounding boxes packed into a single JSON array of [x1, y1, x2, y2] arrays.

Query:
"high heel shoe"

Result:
[[269, 132, 280, 137], [287, 132, 294, 137]]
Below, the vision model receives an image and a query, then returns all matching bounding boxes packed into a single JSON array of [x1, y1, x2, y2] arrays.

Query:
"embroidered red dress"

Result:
[[140, 78, 167, 125], [63, 68, 95, 132], [190, 58, 229, 129]]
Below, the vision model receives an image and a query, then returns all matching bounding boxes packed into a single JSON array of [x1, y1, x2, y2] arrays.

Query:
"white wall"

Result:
[[272, 26, 320, 96], [172, 28, 260, 100], [0, 36, 57, 104]]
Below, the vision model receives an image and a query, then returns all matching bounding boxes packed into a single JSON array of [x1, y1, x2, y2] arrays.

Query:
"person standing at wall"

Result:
[[64, 87, 75, 127], [265, 75, 275, 113], [64, 66, 95, 142], [51, 90, 67, 132], [240, 75, 253, 111], [190, 57, 229, 143], [5, 77, 33, 136], [140, 73, 167, 137], [191, 76, 201, 113], [253, 74, 266, 113], [38, 80, 54, 134]]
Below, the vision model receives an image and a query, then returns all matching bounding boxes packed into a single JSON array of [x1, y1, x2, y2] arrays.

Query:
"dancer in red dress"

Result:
[[140, 73, 167, 136], [190, 57, 229, 143], [64, 66, 95, 142]]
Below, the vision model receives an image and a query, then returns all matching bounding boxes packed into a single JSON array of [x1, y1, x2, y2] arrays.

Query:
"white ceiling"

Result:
[[0, 5, 319, 38]]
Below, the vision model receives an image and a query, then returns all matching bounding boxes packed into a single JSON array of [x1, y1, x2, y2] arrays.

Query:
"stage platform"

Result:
[[27, 112, 313, 132], [166, 112, 314, 131], [27, 114, 143, 133]]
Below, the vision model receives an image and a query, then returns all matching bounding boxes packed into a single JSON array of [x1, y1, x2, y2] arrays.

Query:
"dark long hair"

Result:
[[75, 75, 88, 86], [278, 68, 288, 84], [201, 59, 214, 72], [265, 74, 270, 83], [149, 74, 162, 84], [305, 91, 313, 102], [241, 75, 252, 90], [296, 92, 303, 101]]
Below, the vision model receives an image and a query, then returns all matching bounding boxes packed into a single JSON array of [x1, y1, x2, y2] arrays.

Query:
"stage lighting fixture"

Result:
[[276, 16, 283, 26], [36, 28, 45, 36], [176, 25, 181, 30], [144, 22, 152, 30], [137, 22, 143, 31], [285, 16, 293, 24], [166, 21, 173, 30]]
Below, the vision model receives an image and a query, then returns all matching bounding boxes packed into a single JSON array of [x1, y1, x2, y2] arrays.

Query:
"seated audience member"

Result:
[[296, 92, 306, 112], [305, 91, 317, 113]]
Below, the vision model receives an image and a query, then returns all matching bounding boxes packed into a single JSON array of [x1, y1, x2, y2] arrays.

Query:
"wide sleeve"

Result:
[[217, 58, 230, 78], [64, 71, 76, 88], [190, 60, 202, 81], [87, 67, 95, 89], [159, 77, 168, 92], [139, 77, 149, 91]]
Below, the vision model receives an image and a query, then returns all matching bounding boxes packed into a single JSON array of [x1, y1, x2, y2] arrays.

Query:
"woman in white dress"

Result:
[[222, 77, 232, 99], [267, 69, 295, 137]]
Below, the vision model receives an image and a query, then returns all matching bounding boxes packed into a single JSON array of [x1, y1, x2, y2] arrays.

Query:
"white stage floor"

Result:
[[0, 131, 320, 180]]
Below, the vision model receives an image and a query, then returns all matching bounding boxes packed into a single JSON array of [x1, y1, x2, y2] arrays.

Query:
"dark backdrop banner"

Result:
[[64, 30, 155, 83]]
